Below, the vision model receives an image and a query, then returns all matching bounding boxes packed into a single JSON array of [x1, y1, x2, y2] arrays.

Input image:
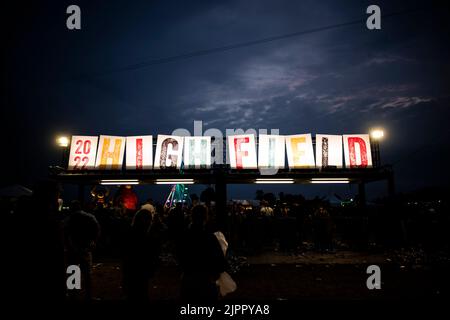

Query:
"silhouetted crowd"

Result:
[[3, 181, 229, 302], [2, 181, 449, 303]]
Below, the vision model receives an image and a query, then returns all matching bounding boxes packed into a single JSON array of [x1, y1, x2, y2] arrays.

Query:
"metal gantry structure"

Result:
[[50, 137, 394, 227]]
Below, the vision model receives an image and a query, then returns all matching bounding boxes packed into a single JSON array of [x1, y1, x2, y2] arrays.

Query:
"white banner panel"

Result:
[[184, 136, 211, 169], [94, 135, 126, 170], [258, 134, 285, 169], [285, 134, 315, 168], [315, 134, 343, 168], [68, 136, 98, 170], [343, 134, 372, 168], [154, 135, 184, 169], [228, 134, 257, 169], [126, 135, 153, 170]]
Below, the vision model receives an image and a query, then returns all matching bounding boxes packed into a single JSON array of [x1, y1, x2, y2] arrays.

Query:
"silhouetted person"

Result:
[[168, 205, 186, 259], [179, 205, 226, 302], [114, 185, 139, 219], [64, 200, 100, 300], [123, 209, 160, 301], [8, 180, 66, 303], [260, 200, 274, 217], [313, 206, 333, 252]]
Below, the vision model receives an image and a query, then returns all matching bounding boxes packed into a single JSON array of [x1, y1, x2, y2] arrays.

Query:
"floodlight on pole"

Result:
[[370, 129, 384, 140], [56, 136, 70, 148], [56, 136, 70, 168], [369, 128, 385, 167]]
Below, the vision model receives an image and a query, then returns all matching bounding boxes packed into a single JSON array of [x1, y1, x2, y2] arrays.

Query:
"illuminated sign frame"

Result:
[[67, 134, 373, 170]]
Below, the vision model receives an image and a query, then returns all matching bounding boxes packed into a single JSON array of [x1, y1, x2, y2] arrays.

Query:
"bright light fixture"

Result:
[[100, 179, 139, 185], [311, 180, 349, 184], [155, 179, 194, 184], [256, 178, 292, 181], [255, 178, 294, 184], [370, 129, 384, 140], [56, 136, 70, 147], [311, 178, 349, 181], [101, 179, 139, 182], [101, 182, 140, 185], [156, 179, 194, 181]]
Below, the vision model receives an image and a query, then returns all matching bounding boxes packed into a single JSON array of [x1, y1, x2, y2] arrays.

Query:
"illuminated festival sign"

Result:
[[67, 134, 373, 170], [67, 136, 98, 170]]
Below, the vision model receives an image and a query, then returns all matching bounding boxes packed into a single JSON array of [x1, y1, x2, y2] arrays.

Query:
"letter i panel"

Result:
[[125, 136, 153, 170], [315, 134, 343, 168]]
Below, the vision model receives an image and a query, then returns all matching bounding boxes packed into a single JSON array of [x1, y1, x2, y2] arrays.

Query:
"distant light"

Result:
[[370, 129, 384, 140], [56, 136, 70, 147]]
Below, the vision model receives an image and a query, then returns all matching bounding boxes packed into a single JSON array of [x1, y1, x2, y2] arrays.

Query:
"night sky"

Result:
[[3, 0, 450, 202]]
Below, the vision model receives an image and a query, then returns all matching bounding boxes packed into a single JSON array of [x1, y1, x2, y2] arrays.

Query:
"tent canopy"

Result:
[[0, 184, 33, 198]]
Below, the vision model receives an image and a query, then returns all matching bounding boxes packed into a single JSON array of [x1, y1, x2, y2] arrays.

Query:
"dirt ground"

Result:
[[89, 251, 448, 301]]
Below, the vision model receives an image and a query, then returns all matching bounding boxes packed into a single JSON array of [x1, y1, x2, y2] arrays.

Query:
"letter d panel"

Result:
[[343, 134, 372, 168]]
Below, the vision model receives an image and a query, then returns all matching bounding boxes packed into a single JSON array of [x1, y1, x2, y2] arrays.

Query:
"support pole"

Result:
[[358, 182, 366, 208], [387, 172, 395, 199], [78, 184, 85, 205], [215, 170, 227, 233]]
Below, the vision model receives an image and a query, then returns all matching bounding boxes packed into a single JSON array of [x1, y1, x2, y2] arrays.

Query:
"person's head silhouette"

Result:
[[191, 204, 208, 227]]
